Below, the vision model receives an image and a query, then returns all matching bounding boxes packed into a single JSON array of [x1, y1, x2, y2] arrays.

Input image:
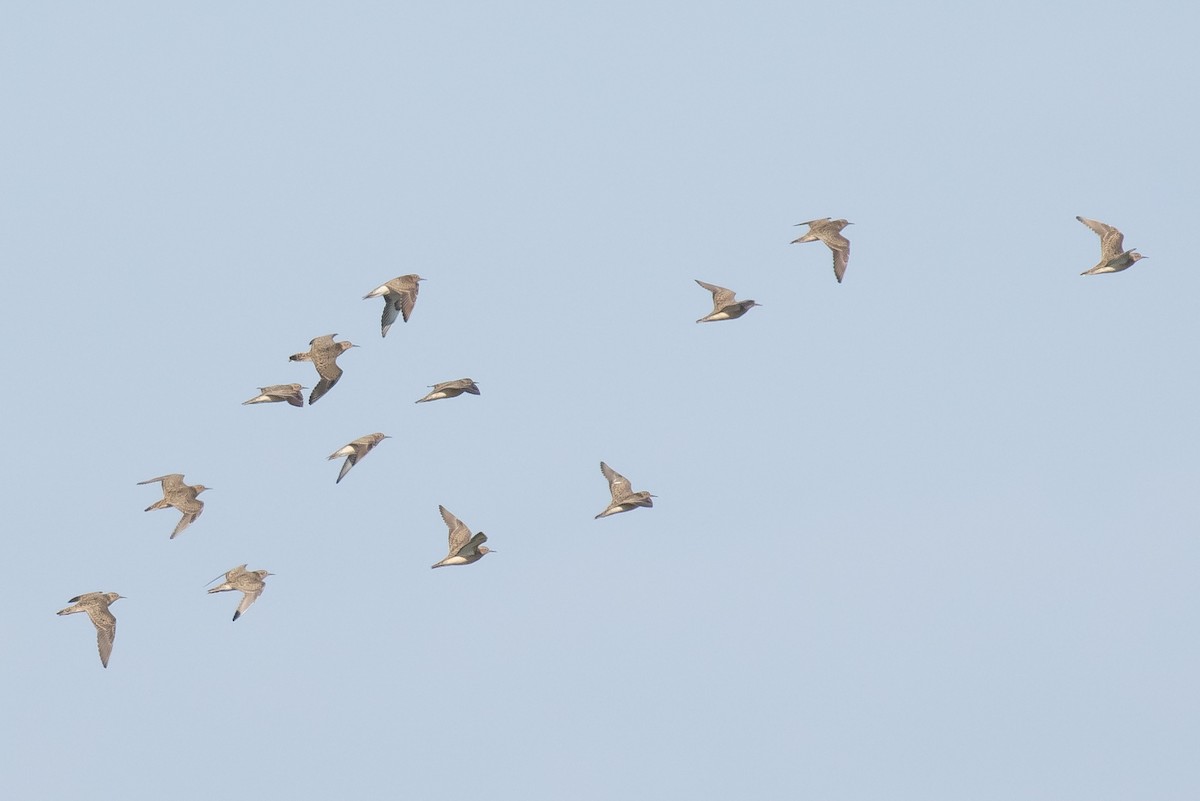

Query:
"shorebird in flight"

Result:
[[431, 505, 492, 568], [138, 473, 210, 539], [206, 564, 273, 621], [289, 334, 357, 405], [57, 592, 125, 668], [595, 461, 655, 519], [791, 217, 852, 283], [328, 433, 389, 484], [1076, 216, 1147, 275], [364, 274, 424, 336], [415, 378, 481, 403], [242, 383, 307, 407], [694, 280, 761, 323]]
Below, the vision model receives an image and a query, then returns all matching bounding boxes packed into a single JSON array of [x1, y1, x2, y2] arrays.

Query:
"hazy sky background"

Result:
[[3, 2, 1198, 799]]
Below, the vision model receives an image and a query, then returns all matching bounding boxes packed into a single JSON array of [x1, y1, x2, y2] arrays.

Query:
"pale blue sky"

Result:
[[3, 2, 1199, 799]]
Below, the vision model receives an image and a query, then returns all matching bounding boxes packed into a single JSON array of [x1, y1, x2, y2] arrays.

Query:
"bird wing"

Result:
[[455, 531, 488, 558], [397, 286, 417, 323], [138, 474, 185, 491], [170, 509, 200, 539], [600, 462, 633, 502], [233, 587, 263, 621], [438, 378, 475, 393], [85, 605, 117, 668], [380, 298, 401, 337], [825, 234, 850, 283], [1076, 216, 1127, 259], [309, 362, 343, 405], [336, 452, 358, 483], [695, 280, 736, 308], [794, 217, 831, 227], [1100, 228, 1126, 260], [1076, 215, 1115, 239], [440, 505, 472, 554]]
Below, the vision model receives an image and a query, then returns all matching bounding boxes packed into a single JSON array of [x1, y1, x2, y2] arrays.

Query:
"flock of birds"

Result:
[[55, 214, 1147, 668]]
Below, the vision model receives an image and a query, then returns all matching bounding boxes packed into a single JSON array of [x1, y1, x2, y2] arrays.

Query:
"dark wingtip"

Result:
[[232, 611, 241, 621]]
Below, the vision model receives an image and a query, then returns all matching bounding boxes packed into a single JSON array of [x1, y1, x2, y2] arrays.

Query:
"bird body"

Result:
[[1077, 216, 1147, 275], [290, 334, 357, 405], [431, 505, 491, 568], [694, 280, 760, 323], [57, 592, 124, 667], [791, 217, 852, 282], [415, 378, 481, 403], [364, 274, 424, 336], [595, 461, 655, 519], [138, 473, 210, 538]]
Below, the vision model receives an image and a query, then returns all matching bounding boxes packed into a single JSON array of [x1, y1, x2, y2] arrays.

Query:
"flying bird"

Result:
[[595, 461, 655, 519], [206, 564, 273, 621], [694, 280, 761, 323], [431, 505, 492, 568], [138, 473, 210, 539], [364, 274, 424, 336], [57, 592, 124, 668], [289, 334, 357, 405], [1076, 216, 1147, 275], [791, 217, 853, 283], [415, 378, 481, 403], [242, 383, 307, 408], [328, 433, 389, 484]]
